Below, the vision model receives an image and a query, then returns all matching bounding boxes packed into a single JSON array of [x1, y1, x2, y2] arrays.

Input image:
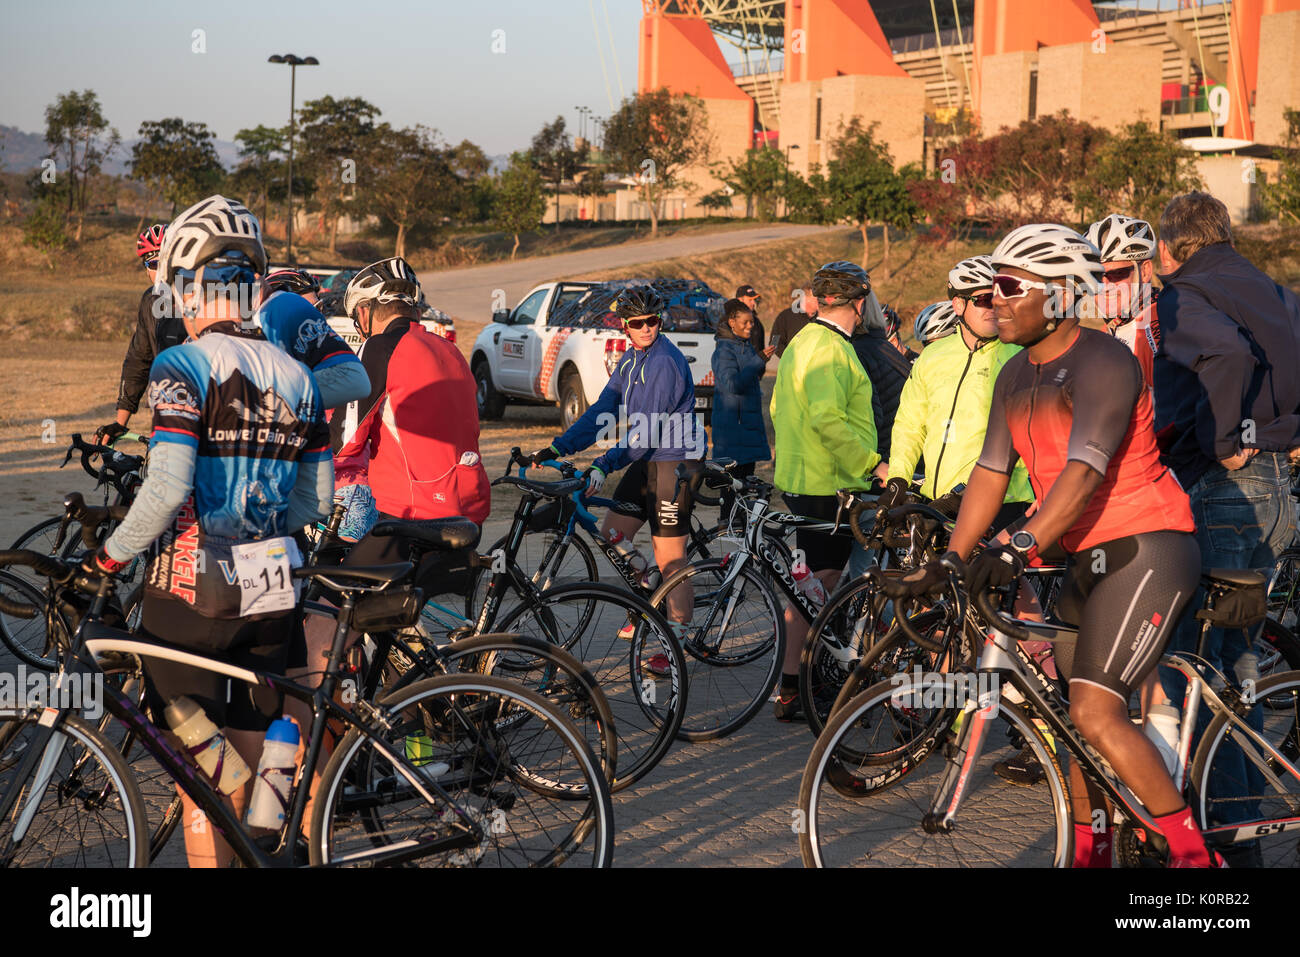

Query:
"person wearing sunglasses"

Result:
[[532, 285, 706, 658], [95, 223, 190, 445], [899, 223, 1213, 866], [1086, 214, 1160, 391]]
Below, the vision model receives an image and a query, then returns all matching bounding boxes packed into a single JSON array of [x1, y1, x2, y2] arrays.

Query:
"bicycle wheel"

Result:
[[1258, 618, 1300, 707], [0, 572, 59, 671], [496, 582, 685, 792], [0, 711, 149, 867], [798, 674, 1070, 867], [1190, 670, 1300, 867], [648, 557, 784, 740], [467, 531, 600, 624], [309, 674, 614, 867], [799, 574, 895, 737], [1267, 549, 1300, 632]]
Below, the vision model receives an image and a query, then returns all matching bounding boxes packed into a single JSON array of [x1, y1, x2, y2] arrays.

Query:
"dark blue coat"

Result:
[[710, 332, 771, 464]]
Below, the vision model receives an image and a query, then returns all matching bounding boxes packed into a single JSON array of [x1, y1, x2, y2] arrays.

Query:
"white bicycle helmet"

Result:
[[947, 255, 996, 297], [344, 257, 423, 319], [156, 195, 266, 286], [1086, 214, 1156, 263], [990, 223, 1102, 290], [913, 301, 959, 343]]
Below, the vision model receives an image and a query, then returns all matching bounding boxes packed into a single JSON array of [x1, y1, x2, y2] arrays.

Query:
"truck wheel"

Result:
[[559, 371, 587, 430], [474, 360, 507, 420]]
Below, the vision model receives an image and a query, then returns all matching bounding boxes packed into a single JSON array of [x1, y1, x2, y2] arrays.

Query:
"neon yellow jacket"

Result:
[[771, 320, 880, 495], [888, 331, 1033, 502]]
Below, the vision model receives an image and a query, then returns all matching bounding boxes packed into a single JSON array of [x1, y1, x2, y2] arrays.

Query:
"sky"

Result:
[[0, 0, 642, 155]]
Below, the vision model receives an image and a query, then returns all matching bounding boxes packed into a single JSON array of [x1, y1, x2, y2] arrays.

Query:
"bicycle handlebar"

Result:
[[0, 549, 76, 618]]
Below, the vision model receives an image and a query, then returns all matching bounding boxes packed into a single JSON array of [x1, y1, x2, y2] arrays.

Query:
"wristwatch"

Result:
[[1009, 529, 1037, 562]]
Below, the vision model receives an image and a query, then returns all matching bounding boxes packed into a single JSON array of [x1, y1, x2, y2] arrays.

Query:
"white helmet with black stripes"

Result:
[[913, 301, 959, 343], [947, 255, 995, 297], [156, 194, 266, 286], [344, 257, 423, 319], [1086, 214, 1156, 263], [991, 223, 1103, 290]]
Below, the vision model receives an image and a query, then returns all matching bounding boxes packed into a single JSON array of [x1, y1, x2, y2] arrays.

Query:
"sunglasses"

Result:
[[992, 274, 1051, 300], [964, 292, 995, 309], [1101, 264, 1136, 283], [624, 315, 661, 330], [142, 258, 159, 270]]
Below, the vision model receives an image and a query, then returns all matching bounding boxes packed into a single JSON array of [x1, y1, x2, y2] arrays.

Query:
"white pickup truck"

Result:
[[470, 280, 723, 429]]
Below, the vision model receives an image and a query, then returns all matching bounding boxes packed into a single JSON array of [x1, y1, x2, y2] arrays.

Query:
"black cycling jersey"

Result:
[[117, 287, 188, 414]]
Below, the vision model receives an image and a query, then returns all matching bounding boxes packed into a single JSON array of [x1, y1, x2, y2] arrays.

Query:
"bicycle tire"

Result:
[[1258, 617, 1300, 707], [467, 530, 602, 625], [0, 710, 149, 868], [0, 571, 59, 671], [648, 556, 785, 741], [309, 674, 614, 867], [799, 675, 1071, 867], [495, 581, 686, 793], [1189, 669, 1300, 867]]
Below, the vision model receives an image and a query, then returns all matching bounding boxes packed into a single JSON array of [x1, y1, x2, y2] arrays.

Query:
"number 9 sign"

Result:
[[1208, 85, 1231, 130]]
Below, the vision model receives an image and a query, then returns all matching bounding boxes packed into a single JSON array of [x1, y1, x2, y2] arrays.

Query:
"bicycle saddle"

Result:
[[372, 517, 481, 551], [1203, 568, 1266, 589]]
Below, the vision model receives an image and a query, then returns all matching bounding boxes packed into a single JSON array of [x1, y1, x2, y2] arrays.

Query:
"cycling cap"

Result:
[[156, 195, 266, 286], [611, 285, 665, 320], [811, 261, 871, 307], [262, 268, 321, 298], [880, 302, 901, 339], [913, 301, 959, 343], [1086, 214, 1156, 263], [947, 255, 995, 297], [136, 224, 166, 259], [990, 223, 1102, 289], [344, 257, 422, 318]]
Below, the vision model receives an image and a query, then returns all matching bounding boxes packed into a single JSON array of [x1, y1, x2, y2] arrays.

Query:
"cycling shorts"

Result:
[[1051, 531, 1201, 701], [781, 493, 852, 573], [139, 595, 307, 732], [611, 458, 700, 539]]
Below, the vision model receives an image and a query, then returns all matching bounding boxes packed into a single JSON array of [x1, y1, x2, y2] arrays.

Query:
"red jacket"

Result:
[[334, 321, 490, 524]]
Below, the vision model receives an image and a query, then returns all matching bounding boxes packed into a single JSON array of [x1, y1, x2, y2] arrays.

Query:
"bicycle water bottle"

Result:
[[164, 696, 252, 796], [246, 717, 301, 829], [1143, 703, 1181, 777], [607, 530, 648, 575], [792, 564, 828, 607]]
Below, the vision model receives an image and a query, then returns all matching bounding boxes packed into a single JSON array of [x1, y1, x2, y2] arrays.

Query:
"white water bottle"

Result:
[[246, 717, 301, 829], [607, 529, 648, 575], [164, 696, 252, 796], [1143, 703, 1181, 777], [792, 564, 828, 607]]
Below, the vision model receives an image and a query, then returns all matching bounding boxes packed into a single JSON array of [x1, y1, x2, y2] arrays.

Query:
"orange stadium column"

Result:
[[1226, 0, 1300, 141], [638, 8, 750, 99], [783, 0, 908, 83]]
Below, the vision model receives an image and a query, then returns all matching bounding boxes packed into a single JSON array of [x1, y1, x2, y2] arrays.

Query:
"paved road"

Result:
[[427, 224, 834, 326]]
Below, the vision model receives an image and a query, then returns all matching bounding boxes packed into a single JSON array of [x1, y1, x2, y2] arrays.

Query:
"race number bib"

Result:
[[232, 536, 303, 617]]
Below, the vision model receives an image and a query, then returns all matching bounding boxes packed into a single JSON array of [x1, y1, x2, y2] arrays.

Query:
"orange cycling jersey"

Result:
[[1108, 300, 1160, 392], [977, 327, 1193, 554]]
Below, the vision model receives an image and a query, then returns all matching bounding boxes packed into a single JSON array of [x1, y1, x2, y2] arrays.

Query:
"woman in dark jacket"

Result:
[[711, 298, 774, 524]]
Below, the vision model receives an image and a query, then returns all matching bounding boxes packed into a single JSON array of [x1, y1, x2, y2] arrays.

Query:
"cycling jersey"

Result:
[[254, 291, 369, 410], [117, 287, 187, 415], [332, 319, 490, 525], [977, 327, 1194, 554], [552, 334, 704, 474], [1108, 300, 1159, 392], [771, 318, 880, 496], [889, 332, 1033, 502]]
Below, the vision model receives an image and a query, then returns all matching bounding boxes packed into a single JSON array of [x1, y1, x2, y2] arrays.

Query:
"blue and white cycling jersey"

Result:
[[254, 290, 357, 375]]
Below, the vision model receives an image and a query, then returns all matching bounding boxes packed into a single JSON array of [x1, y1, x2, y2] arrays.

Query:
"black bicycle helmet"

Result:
[[880, 302, 901, 339], [811, 261, 871, 307], [611, 285, 665, 320]]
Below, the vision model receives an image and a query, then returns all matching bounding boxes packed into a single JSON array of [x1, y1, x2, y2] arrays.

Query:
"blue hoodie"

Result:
[[552, 335, 704, 474], [1154, 242, 1300, 486]]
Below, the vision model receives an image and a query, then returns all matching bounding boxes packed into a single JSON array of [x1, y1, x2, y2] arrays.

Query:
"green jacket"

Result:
[[888, 331, 1033, 502], [771, 319, 880, 495]]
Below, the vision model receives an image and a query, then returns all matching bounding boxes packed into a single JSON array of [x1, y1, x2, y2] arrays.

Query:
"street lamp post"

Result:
[[783, 143, 800, 219], [268, 53, 319, 263]]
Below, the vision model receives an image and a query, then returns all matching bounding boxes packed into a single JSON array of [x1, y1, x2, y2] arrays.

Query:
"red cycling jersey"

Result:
[[977, 327, 1193, 554], [1108, 300, 1160, 393]]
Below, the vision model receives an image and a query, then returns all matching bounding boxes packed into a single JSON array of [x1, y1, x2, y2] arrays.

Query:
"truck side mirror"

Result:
[[493, 309, 512, 325]]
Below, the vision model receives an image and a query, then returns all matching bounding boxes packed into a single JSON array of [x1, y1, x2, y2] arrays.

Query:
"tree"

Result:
[[21, 171, 69, 263], [297, 96, 382, 255], [492, 151, 547, 260], [986, 112, 1110, 223], [530, 117, 588, 231], [699, 188, 734, 217], [129, 118, 224, 216], [717, 147, 787, 220], [825, 119, 920, 274], [43, 90, 119, 241], [1075, 120, 1201, 224], [447, 139, 493, 224], [1263, 108, 1300, 224], [783, 166, 837, 224], [602, 88, 712, 237], [363, 124, 460, 258], [230, 125, 285, 230]]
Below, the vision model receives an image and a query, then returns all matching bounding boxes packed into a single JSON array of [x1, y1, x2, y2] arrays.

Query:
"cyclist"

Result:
[[711, 298, 772, 525], [881, 302, 917, 362], [769, 261, 886, 721], [331, 257, 489, 593], [1086, 213, 1160, 389], [251, 284, 370, 412], [899, 223, 1212, 867], [96, 224, 187, 445], [770, 282, 816, 359], [531, 285, 705, 659], [911, 300, 958, 349], [259, 267, 322, 305], [79, 195, 333, 868]]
